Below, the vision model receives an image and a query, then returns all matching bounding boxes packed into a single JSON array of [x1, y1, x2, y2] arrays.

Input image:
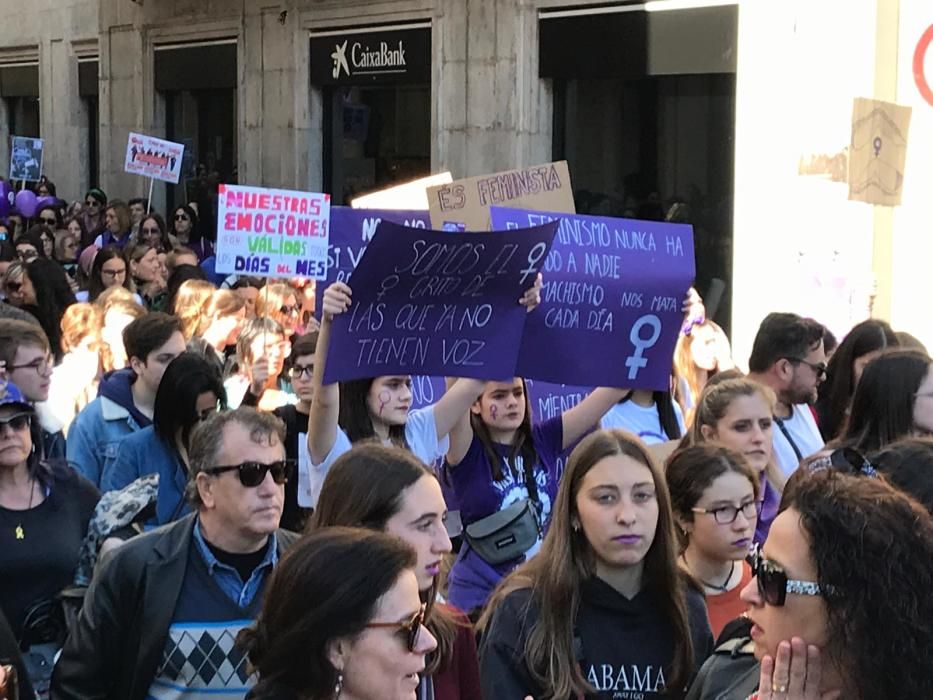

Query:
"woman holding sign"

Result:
[[304, 281, 496, 511], [443, 374, 629, 613]]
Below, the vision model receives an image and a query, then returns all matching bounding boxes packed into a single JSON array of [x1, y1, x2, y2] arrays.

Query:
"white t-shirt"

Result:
[[772, 404, 824, 476], [298, 405, 448, 508], [601, 399, 686, 445]]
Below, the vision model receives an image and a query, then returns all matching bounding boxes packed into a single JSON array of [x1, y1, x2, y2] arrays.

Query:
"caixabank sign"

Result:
[[311, 25, 431, 86]]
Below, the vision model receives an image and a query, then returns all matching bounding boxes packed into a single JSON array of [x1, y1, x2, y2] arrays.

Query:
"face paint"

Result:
[[490, 404, 498, 421], [378, 389, 391, 417]]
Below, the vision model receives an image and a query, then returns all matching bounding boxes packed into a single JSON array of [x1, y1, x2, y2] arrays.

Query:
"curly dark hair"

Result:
[[781, 470, 933, 698]]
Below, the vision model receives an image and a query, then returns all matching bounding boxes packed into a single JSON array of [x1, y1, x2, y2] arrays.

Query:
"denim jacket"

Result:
[[66, 396, 143, 487]]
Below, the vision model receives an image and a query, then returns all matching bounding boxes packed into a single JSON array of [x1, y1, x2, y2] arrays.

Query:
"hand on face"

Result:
[[757, 638, 840, 700]]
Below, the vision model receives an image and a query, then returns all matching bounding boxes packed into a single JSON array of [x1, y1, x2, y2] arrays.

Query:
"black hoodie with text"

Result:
[[480, 576, 714, 700]]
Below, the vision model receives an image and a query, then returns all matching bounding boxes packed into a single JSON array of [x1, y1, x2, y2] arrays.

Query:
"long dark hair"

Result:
[[471, 377, 539, 481], [338, 378, 408, 447], [23, 258, 75, 360], [153, 352, 227, 451], [137, 213, 173, 252], [169, 204, 201, 242], [87, 245, 133, 302], [838, 349, 931, 453], [481, 429, 696, 699], [308, 443, 463, 675], [780, 470, 933, 699], [238, 527, 416, 700], [816, 320, 898, 440]]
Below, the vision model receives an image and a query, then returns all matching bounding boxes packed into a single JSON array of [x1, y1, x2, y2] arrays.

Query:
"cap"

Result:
[[0, 381, 33, 412]]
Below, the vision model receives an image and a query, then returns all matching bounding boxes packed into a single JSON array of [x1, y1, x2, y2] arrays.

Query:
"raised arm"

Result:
[[560, 387, 630, 451], [307, 282, 351, 465]]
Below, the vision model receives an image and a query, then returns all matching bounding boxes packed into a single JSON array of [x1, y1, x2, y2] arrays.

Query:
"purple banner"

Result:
[[489, 207, 695, 390], [323, 219, 559, 383], [319, 207, 432, 314]]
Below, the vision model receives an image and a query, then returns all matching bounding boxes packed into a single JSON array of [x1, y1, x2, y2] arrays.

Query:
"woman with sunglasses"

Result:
[[480, 429, 713, 700], [254, 282, 301, 339], [689, 378, 784, 543], [4, 258, 75, 361], [686, 469, 933, 700], [101, 352, 227, 526], [36, 205, 62, 236], [169, 204, 212, 261], [81, 189, 107, 246], [13, 228, 46, 263], [831, 349, 933, 454], [309, 444, 481, 699], [241, 526, 438, 700], [666, 445, 760, 639], [0, 382, 99, 695]]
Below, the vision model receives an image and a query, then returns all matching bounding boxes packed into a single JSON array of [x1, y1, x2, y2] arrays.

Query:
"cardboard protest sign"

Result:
[[324, 219, 559, 383], [124, 132, 185, 184], [9, 136, 43, 182], [426, 161, 575, 232], [848, 97, 912, 206], [490, 207, 695, 391], [321, 208, 432, 313], [215, 185, 331, 280]]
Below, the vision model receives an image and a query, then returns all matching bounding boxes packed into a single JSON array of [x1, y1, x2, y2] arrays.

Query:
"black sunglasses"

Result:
[[4, 281, 21, 293], [748, 543, 828, 607], [203, 460, 291, 487], [783, 356, 827, 379], [0, 413, 31, 432], [365, 603, 426, 652], [279, 304, 300, 317]]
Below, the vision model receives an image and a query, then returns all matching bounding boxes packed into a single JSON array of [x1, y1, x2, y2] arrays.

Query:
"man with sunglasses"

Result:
[[52, 407, 300, 700], [747, 313, 827, 477]]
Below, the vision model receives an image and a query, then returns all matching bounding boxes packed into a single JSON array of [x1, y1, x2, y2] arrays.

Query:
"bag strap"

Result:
[[774, 415, 803, 462]]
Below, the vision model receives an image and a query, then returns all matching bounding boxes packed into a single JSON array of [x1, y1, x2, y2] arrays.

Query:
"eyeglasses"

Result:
[[289, 363, 314, 380], [365, 604, 426, 652], [279, 304, 300, 317], [692, 499, 762, 525], [4, 281, 21, 293], [203, 460, 292, 487], [784, 357, 827, 380], [85, 200, 100, 208], [16, 250, 37, 262], [748, 543, 831, 607], [10, 356, 51, 376], [141, 227, 161, 236], [101, 268, 126, 278], [0, 413, 31, 432], [174, 214, 190, 222], [39, 218, 56, 226]]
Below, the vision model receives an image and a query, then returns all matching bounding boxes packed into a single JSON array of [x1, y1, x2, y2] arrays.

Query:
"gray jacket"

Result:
[[685, 637, 759, 700]]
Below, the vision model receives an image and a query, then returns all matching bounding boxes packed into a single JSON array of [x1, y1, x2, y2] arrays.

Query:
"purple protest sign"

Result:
[[320, 207, 432, 314], [489, 207, 695, 390], [323, 219, 559, 383]]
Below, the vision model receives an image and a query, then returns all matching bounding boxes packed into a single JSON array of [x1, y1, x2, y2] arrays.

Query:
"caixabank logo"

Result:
[[331, 39, 408, 79]]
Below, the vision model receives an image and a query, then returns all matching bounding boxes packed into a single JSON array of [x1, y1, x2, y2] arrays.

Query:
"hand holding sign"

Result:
[[323, 220, 559, 384]]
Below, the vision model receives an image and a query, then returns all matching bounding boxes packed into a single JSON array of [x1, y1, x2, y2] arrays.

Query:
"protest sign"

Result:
[[320, 207, 432, 313], [324, 219, 559, 383], [215, 184, 331, 280], [426, 161, 575, 232], [489, 207, 695, 390], [124, 132, 185, 184], [9, 136, 43, 182]]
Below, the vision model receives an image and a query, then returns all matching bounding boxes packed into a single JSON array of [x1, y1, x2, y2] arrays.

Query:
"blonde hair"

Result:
[[99, 298, 147, 372], [60, 303, 102, 354], [673, 320, 732, 426], [94, 286, 141, 315], [691, 378, 786, 489], [255, 282, 297, 330], [172, 279, 216, 340], [164, 246, 198, 275], [196, 289, 245, 336]]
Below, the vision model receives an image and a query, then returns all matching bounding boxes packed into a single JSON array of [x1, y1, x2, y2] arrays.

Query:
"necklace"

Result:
[[682, 555, 735, 592], [5, 479, 36, 541]]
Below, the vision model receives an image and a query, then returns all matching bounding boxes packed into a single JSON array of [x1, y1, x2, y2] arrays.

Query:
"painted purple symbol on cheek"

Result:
[[490, 405, 498, 421], [378, 390, 391, 417]]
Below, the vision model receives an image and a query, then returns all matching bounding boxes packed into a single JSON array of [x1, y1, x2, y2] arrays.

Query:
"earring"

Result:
[[334, 671, 344, 699]]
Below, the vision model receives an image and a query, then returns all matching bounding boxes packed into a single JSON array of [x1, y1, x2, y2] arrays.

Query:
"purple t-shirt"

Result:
[[756, 474, 781, 544], [446, 416, 563, 612]]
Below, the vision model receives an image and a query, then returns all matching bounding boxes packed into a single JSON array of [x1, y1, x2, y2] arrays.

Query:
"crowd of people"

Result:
[[0, 177, 931, 700]]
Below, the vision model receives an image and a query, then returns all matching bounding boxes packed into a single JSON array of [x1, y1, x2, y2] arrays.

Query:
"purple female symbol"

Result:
[[378, 389, 391, 417], [490, 404, 499, 421], [873, 137, 883, 157]]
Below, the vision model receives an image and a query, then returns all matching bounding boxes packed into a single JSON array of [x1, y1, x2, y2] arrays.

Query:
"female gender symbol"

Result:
[[377, 389, 391, 417], [490, 404, 499, 421]]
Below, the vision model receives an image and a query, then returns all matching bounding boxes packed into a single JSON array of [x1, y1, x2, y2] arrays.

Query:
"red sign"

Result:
[[914, 24, 933, 106]]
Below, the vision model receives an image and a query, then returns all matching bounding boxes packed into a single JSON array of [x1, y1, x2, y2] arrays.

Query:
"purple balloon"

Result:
[[35, 195, 57, 211], [15, 189, 38, 218], [0, 182, 12, 218]]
